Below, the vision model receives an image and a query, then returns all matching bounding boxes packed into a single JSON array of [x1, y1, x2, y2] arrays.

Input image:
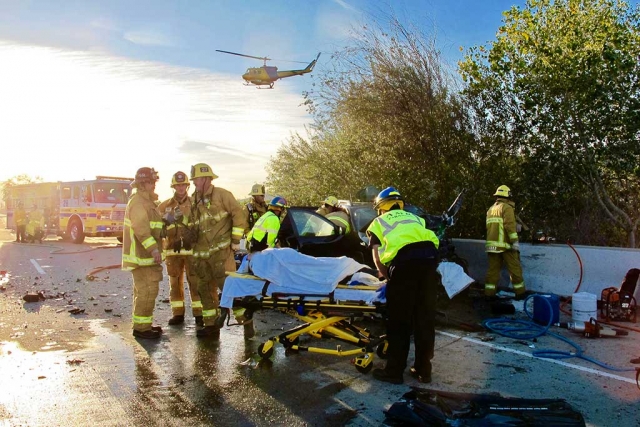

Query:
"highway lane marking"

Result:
[[30, 258, 46, 275], [438, 330, 637, 385]]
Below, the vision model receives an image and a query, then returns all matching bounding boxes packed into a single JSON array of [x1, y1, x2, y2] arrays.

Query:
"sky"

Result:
[[0, 0, 604, 201]]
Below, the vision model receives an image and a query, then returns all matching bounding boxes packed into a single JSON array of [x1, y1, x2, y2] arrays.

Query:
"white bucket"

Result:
[[572, 292, 597, 323]]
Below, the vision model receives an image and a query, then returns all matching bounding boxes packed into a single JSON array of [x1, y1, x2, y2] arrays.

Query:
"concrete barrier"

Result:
[[452, 239, 640, 298]]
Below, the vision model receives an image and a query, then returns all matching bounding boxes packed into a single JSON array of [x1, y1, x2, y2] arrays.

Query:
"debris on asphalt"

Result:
[[68, 308, 86, 315], [104, 308, 113, 313], [66, 359, 85, 365], [23, 292, 45, 302]]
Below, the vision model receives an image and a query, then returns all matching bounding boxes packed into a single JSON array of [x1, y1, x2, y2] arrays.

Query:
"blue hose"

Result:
[[482, 294, 637, 372]]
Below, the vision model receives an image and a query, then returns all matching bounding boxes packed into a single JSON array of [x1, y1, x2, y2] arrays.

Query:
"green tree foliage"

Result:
[[267, 18, 477, 221], [460, 0, 640, 247], [1, 174, 43, 206]]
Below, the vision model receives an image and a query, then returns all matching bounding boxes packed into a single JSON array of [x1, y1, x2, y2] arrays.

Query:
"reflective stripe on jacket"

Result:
[[122, 190, 164, 270], [190, 186, 247, 259], [14, 208, 27, 226], [158, 194, 193, 256], [367, 210, 439, 266], [326, 211, 351, 234], [485, 198, 518, 253], [242, 199, 267, 234], [246, 210, 280, 248]]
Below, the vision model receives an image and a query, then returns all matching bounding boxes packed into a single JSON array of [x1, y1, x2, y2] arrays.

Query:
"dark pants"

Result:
[[384, 258, 439, 377], [16, 225, 26, 242]]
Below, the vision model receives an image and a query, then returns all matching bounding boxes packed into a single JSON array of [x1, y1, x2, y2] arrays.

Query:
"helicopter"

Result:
[[216, 50, 321, 89]]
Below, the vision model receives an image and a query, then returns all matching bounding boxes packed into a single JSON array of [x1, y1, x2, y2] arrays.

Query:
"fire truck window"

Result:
[[62, 187, 71, 199], [73, 186, 80, 199]]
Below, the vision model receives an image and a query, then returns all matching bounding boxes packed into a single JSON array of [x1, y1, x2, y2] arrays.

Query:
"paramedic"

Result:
[[122, 167, 164, 340], [326, 205, 351, 234], [243, 184, 268, 235], [246, 196, 287, 252], [484, 185, 526, 299], [190, 163, 247, 338], [14, 202, 27, 243], [366, 187, 439, 384], [158, 171, 202, 327], [316, 196, 339, 217]]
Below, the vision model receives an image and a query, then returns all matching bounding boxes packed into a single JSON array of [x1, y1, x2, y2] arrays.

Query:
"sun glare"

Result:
[[0, 41, 310, 200]]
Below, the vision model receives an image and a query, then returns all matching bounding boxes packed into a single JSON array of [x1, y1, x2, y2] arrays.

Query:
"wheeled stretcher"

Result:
[[221, 248, 389, 373]]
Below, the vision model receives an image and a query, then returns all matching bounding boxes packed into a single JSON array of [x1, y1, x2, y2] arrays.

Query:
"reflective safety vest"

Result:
[[367, 210, 439, 266], [247, 210, 280, 249], [485, 198, 518, 253], [243, 199, 267, 234], [326, 210, 351, 234], [122, 189, 164, 270]]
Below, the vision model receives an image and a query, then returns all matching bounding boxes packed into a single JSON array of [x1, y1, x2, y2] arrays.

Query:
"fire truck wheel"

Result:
[[68, 219, 85, 244]]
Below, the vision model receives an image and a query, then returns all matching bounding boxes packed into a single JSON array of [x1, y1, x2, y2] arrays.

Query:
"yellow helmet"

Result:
[[322, 196, 339, 207], [171, 171, 190, 188], [190, 163, 218, 180], [493, 185, 512, 198], [250, 183, 265, 196]]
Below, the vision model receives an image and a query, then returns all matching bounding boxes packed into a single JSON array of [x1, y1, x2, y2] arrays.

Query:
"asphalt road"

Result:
[[1, 216, 639, 426]]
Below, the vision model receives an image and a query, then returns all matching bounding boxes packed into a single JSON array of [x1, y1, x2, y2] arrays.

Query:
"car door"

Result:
[[279, 208, 346, 258]]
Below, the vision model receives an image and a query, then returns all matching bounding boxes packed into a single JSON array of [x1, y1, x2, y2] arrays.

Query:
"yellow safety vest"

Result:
[[326, 211, 351, 234], [485, 198, 518, 253], [367, 210, 439, 266], [247, 211, 280, 248]]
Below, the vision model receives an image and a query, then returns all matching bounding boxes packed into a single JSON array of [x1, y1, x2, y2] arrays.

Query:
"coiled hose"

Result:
[[482, 294, 640, 388]]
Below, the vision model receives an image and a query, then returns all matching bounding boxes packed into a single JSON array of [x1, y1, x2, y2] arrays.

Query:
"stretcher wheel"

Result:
[[282, 336, 299, 349], [355, 362, 373, 374], [257, 342, 274, 359], [376, 342, 388, 359]]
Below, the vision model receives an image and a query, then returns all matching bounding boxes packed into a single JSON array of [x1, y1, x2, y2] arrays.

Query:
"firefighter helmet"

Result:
[[171, 171, 190, 188], [373, 187, 404, 212], [250, 183, 265, 196], [493, 185, 512, 198], [132, 167, 159, 188], [190, 163, 218, 180], [269, 196, 287, 209], [322, 196, 339, 207]]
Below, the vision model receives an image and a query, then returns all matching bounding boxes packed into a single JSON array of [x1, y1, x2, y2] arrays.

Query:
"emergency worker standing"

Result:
[[366, 187, 440, 385], [246, 196, 287, 252], [316, 196, 339, 217], [158, 171, 202, 327], [14, 202, 27, 243], [26, 204, 44, 243], [326, 206, 351, 234], [190, 163, 247, 338], [484, 185, 526, 299], [122, 167, 165, 340], [243, 184, 268, 235]]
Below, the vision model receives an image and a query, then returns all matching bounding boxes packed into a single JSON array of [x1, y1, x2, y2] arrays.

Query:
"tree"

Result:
[[268, 17, 477, 218], [460, 0, 640, 247], [1, 174, 43, 206]]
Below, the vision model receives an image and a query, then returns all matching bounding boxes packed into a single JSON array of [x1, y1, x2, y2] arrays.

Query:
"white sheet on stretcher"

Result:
[[221, 248, 376, 308]]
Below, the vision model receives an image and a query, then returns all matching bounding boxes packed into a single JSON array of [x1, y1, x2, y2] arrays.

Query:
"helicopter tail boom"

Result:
[[276, 52, 321, 79]]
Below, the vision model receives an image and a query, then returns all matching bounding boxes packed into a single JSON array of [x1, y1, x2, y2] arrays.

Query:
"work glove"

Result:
[[376, 284, 387, 300], [231, 242, 240, 251], [511, 242, 520, 252]]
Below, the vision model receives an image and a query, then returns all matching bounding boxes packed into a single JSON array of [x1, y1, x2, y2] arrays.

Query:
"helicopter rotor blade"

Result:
[[269, 58, 309, 64], [216, 50, 271, 62]]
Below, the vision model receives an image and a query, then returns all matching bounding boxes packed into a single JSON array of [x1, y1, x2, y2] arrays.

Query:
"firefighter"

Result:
[[243, 183, 268, 235], [14, 202, 27, 243], [26, 204, 44, 243], [366, 187, 440, 384], [316, 196, 339, 217], [190, 163, 247, 338], [158, 171, 202, 327], [484, 185, 526, 299], [326, 205, 351, 234], [246, 196, 287, 252], [122, 167, 164, 340]]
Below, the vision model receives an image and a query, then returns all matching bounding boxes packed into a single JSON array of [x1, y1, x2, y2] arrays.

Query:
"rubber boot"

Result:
[[214, 308, 229, 329], [168, 315, 185, 325], [133, 329, 161, 339], [194, 315, 204, 327], [196, 326, 220, 339]]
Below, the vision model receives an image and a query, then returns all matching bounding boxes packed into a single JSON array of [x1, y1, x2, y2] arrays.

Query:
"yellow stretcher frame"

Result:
[[230, 281, 388, 374]]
